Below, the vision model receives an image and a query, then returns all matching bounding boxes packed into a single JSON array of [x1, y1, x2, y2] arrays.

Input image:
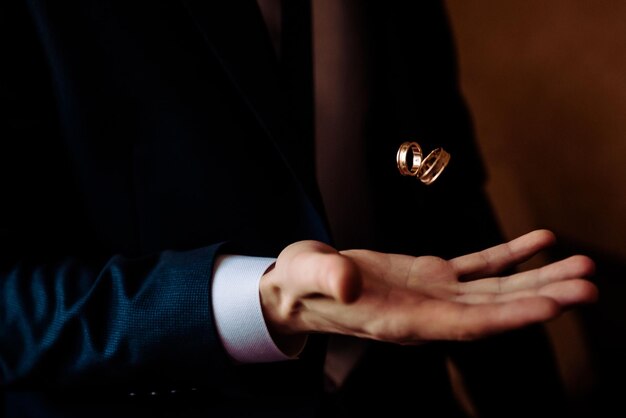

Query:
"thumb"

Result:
[[260, 241, 362, 336], [279, 241, 362, 304]]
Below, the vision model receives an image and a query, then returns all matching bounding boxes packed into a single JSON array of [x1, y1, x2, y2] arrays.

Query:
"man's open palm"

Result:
[[260, 230, 598, 345]]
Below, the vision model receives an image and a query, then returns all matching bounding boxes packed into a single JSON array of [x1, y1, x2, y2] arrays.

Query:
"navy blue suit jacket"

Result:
[[0, 1, 564, 416]]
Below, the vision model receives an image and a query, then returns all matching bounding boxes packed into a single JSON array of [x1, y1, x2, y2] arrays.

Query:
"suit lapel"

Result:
[[179, 0, 330, 242], [180, 0, 292, 165]]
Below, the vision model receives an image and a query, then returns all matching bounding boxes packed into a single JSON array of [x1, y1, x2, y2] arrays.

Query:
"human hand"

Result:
[[260, 230, 597, 343]]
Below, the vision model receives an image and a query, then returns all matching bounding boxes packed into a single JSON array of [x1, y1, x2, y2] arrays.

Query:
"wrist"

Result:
[[259, 264, 309, 354], [212, 255, 305, 362]]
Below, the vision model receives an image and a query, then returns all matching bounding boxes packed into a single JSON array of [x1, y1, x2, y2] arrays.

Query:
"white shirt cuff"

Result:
[[212, 255, 303, 363]]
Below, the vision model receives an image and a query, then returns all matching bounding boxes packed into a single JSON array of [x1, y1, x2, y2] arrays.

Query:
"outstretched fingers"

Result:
[[418, 297, 562, 341], [449, 229, 556, 279], [461, 254, 596, 294], [455, 278, 598, 306]]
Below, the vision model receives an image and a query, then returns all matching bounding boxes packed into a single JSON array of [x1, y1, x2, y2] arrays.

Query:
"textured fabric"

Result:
[[212, 255, 304, 363], [1, 245, 226, 392]]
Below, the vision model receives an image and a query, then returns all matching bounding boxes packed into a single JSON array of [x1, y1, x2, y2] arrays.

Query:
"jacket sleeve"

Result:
[[0, 244, 234, 391]]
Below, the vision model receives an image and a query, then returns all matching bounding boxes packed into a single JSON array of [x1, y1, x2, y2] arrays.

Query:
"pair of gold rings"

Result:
[[396, 141, 450, 185]]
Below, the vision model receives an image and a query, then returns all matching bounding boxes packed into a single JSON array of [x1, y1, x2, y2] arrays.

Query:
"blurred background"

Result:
[[445, 0, 626, 415]]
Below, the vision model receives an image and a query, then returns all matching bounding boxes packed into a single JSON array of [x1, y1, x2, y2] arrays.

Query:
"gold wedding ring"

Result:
[[396, 141, 423, 176], [396, 141, 450, 185], [417, 148, 451, 185]]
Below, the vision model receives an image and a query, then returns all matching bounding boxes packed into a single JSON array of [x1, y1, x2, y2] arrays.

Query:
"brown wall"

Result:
[[445, 0, 626, 259], [444, 1, 626, 410]]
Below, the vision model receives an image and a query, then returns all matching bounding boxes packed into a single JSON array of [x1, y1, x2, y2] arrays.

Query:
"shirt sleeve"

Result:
[[211, 255, 306, 363]]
